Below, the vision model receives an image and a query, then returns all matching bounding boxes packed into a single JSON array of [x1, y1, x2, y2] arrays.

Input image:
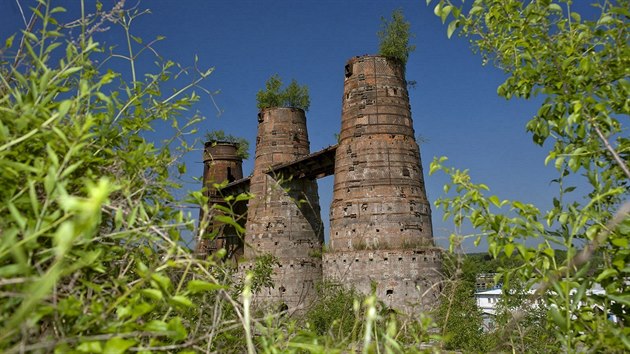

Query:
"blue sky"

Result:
[[2, 0, 591, 251]]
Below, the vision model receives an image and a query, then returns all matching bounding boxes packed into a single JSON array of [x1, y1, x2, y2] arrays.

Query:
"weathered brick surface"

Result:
[[323, 248, 442, 312], [197, 142, 244, 257], [244, 108, 324, 310], [326, 55, 440, 313], [239, 257, 322, 314]]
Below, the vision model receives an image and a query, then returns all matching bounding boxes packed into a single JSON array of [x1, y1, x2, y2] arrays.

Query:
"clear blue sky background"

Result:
[[2, 0, 597, 251]]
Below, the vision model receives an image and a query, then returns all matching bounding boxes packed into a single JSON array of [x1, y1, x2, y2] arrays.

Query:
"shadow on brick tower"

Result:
[[324, 55, 442, 313]]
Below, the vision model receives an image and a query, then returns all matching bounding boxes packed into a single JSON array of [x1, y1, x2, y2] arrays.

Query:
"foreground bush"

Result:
[[429, 0, 629, 351], [0, 1, 243, 352]]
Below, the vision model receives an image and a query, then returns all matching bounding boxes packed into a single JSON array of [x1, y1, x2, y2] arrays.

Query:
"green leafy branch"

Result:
[[256, 74, 310, 111]]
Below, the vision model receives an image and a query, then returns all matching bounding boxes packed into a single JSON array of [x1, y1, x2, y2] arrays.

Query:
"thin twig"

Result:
[[591, 119, 630, 180], [10, 2, 43, 72], [14, 0, 27, 26]]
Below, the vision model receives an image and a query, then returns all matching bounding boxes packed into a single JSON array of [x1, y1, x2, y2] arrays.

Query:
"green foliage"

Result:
[[0, 2, 244, 352], [428, 0, 630, 351], [378, 9, 416, 65], [204, 129, 250, 159], [489, 281, 557, 353], [248, 253, 278, 294], [283, 79, 311, 111], [306, 282, 363, 337], [434, 254, 487, 352], [256, 74, 311, 111], [256, 74, 283, 109]]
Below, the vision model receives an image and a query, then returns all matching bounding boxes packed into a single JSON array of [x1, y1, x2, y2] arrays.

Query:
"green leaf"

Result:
[[440, 5, 452, 24], [187, 280, 226, 294], [564, 186, 576, 193], [103, 337, 136, 354], [167, 317, 188, 341], [548, 3, 562, 13], [434, 3, 442, 17], [447, 19, 458, 39], [5, 34, 15, 48], [131, 302, 155, 319], [549, 306, 568, 330], [151, 273, 172, 292], [77, 341, 103, 353], [214, 214, 245, 234], [554, 156, 565, 170], [169, 295, 193, 308], [145, 320, 169, 332], [8, 202, 27, 230], [235, 192, 253, 202], [50, 6, 67, 14], [46, 144, 59, 168], [116, 305, 131, 320], [504, 243, 515, 257], [558, 213, 569, 225], [579, 57, 591, 73], [595, 268, 618, 282], [598, 15, 613, 25], [58, 99, 72, 117], [605, 294, 630, 307], [141, 288, 163, 300], [611, 237, 628, 248], [470, 6, 483, 15]]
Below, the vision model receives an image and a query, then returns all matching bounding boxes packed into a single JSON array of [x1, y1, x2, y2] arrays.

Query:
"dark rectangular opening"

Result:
[[345, 64, 352, 78]]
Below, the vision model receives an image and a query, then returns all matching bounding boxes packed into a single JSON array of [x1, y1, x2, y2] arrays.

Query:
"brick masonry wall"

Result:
[[244, 107, 324, 311], [197, 142, 244, 257], [329, 55, 434, 252], [327, 55, 441, 313], [323, 248, 442, 313], [239, 257, 322, 314]]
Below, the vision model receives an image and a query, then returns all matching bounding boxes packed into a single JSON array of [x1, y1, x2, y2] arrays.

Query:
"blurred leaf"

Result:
[[103, 337, 136, 354]]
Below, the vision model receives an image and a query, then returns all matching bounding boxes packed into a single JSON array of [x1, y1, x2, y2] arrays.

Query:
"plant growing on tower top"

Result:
[[378, 8, 416, 65], [204, 130, 250, 160], [256, 74, 310, 111]]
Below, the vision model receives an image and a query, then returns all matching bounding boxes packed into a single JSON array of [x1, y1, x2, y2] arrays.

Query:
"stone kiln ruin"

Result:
[[198, 55, 442, 314]]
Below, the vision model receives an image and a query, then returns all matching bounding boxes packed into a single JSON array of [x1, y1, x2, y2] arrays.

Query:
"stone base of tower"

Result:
[[239, 257, 322, 315], [323, 248, 442, 315]]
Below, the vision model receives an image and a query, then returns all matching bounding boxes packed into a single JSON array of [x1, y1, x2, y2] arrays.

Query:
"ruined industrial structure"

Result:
[[198, 55, 442, 314], [196, 141, 245, 259]]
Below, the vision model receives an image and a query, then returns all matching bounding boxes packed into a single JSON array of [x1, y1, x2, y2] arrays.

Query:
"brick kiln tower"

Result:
[[241, 107, 324, 311], [324, 55, 442, 312], [196, 141, 245, 258]]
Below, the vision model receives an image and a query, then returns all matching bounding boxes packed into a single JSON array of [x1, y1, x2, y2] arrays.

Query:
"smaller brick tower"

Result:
[[241, 107, 324, 312], [196, 141, 245, 258], [324, 55, 441, 313]]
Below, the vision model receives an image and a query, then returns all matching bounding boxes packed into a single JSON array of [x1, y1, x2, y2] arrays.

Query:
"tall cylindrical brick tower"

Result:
[[196, 141, 245, 258], [324, 55, 441, 313], [241, 107, 324, 312]]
